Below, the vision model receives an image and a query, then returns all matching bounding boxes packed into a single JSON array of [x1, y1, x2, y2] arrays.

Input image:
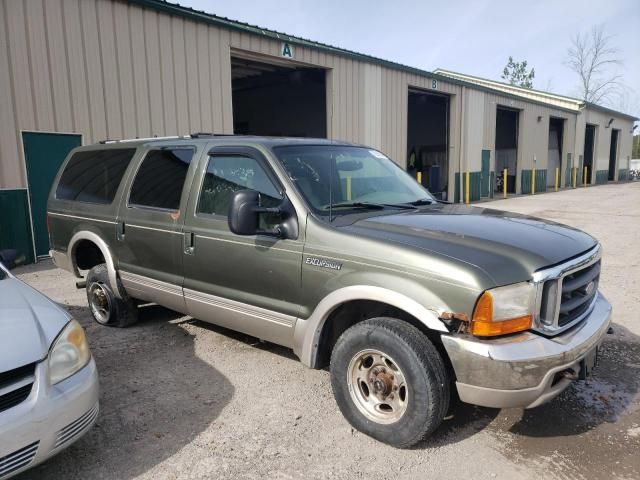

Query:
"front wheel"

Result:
[[330, 317, 449, 448]]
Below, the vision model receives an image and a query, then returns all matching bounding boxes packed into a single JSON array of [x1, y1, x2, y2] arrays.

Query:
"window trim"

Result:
[[54, 147, 137, 206], [194, 146, 285, 220], [126, 145, 197, 212]]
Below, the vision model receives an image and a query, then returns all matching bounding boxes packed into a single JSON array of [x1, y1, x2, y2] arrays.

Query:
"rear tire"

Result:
[[330, 317, 449, 448], [86, 264, 138, 327]]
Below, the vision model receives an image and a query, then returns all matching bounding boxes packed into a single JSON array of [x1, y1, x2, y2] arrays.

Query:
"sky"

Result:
[[179, 0, 640, 117]]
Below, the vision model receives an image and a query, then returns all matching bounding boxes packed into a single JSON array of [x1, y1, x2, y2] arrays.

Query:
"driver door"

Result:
[[181, 146, 304, 347]]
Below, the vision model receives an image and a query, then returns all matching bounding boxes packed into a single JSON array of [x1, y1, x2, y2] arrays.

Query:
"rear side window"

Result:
[[129, 148, 194, 210], [56, 149, 136, 204]]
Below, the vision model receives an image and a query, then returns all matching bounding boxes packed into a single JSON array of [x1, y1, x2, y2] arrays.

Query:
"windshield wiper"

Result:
[[409, 198, 435, 206], [324, 202, 418, 211], [323, 202, 386, 210]]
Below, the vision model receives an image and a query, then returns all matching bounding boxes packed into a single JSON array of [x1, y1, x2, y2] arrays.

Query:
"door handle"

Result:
[[184, 231, 195, 255], [116, 221, 125, 241]]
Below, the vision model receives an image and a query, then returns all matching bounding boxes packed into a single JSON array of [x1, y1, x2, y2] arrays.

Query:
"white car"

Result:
[[0, 262, 99, 479]]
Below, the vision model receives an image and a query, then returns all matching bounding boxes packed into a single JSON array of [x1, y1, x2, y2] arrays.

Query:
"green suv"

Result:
[[47, 135, 611, 448]]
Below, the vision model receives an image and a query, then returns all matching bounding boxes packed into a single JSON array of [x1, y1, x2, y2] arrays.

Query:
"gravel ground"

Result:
[[13, 182, 640, 480]]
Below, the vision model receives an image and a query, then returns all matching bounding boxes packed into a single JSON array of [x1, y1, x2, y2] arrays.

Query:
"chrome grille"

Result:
[[558, 260, 600, 326], [0, 442, 39, 479], [54, 403, 99, 449], [533, 245, 601, 335], [0, 363, 35, 414]]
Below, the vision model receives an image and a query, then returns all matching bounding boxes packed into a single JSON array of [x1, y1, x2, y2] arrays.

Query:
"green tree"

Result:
[[633, 134, 640, 159], [501, 57, 535, 88]]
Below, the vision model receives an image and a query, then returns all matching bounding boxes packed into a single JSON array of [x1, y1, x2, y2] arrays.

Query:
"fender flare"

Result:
[[293, 285, 449, 368], [68, 231, 122, 299]]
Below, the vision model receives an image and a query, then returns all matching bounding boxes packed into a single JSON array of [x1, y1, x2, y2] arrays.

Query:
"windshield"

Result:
[[273, 145, 434, 216]]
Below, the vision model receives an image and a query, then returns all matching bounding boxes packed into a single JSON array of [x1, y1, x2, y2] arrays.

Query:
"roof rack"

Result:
[[98, 135, 191, 144]]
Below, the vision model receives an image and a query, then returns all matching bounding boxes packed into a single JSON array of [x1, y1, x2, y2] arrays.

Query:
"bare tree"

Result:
[[566, 25, 622, 104]]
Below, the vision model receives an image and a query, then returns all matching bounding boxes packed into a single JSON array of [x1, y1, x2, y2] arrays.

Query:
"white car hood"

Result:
[[0, 275, 70, 372]]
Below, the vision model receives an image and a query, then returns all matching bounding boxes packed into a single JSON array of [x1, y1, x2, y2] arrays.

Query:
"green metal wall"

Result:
[[618, 169, 629, 181], [0, 189, 34, 264], [565, 153, 572, 187], [453, 171, 481, 202], [521, 170, 532, 194], [480, 150, 490, 198], [23, 132, 82, 257], [521, 170, 546, 194], [454, 173, 460, 203], [596, 170, 609, 185]]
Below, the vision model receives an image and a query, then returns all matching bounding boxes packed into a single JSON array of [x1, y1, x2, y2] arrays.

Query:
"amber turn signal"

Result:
[[471, 291, 533, 337]]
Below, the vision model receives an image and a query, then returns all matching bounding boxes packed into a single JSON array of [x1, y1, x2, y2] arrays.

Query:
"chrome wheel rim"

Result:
[[347, 349, 408, 424], [89, 283, 111, 324]]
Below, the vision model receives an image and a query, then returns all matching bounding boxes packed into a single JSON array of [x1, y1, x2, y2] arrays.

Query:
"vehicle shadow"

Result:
[[413, 322, 640, 449], [185, 318, 301, 362], [504, 322, 640, 437], [16, 303, 234, 480], [411, 396, 500, 449]]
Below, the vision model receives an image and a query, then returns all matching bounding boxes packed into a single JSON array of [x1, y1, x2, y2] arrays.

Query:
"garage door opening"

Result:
[[584, 124, 596, 184], [547, 117, 564, 188], [406, 89, 449, 199], [495, 107, 519, 194], [608, 129, 619, 181], [231, 57, 326, 138]]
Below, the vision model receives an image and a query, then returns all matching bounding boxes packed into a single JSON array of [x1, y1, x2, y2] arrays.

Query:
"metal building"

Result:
[[0, 0, 636, 263]]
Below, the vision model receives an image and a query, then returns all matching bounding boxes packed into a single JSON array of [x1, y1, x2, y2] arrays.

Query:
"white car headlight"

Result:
[[49, 319, 91, 385], [471, 281, 536, 336]]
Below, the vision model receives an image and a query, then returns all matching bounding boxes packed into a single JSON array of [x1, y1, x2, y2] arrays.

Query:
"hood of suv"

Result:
[[340, 204, 597, 286], [0, 275, 70, 372]]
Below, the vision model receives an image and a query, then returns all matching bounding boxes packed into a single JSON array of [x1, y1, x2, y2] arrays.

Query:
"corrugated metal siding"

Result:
[[437, 71, 582, 112], [583, 109, 634, 179], [0, 0, 634, 200], [480, 92, 578, 194], [2, 0, 415, 188]]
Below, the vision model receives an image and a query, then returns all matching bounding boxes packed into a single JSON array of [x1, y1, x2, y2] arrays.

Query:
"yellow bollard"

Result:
[[417, 171, 422, 185], [583, 166, 587, 186], [503, 168, 507, 198], [465, 171, 470, 204], [531, 168, 536, 194], [555, 167, 559, 192], [572, 167, 577, 188], [346, 176, 352, 200]]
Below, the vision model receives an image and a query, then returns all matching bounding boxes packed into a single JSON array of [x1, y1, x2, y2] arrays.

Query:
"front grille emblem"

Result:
[[584, 281, 596, 296]]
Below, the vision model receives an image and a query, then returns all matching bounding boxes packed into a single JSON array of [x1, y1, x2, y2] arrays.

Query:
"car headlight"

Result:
[[49, 319, 91, 385], [471, 282, 535, 336]]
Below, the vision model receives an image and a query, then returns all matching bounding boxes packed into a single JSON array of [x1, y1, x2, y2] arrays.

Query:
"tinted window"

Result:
[[56, 149, 136, 204], [197, 156, 282, 218], [129, 148, 194, 210]]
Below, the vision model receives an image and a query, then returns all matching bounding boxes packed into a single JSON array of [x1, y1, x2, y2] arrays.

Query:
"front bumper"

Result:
[[0, 358, 99, 479], [441, 292, 612, 409]]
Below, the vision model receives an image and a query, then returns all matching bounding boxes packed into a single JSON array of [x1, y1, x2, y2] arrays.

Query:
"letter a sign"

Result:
[[281, 42, 294, 59]]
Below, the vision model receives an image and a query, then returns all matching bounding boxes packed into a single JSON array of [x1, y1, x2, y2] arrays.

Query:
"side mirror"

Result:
[[228, 190, 262, 235], [228, 189, 292, 238], [228, 190, 299, 239]]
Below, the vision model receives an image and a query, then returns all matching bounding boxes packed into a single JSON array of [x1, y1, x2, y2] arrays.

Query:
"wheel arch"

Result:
[[293, 285, 449, 368], [68, 231, 121, 298]]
